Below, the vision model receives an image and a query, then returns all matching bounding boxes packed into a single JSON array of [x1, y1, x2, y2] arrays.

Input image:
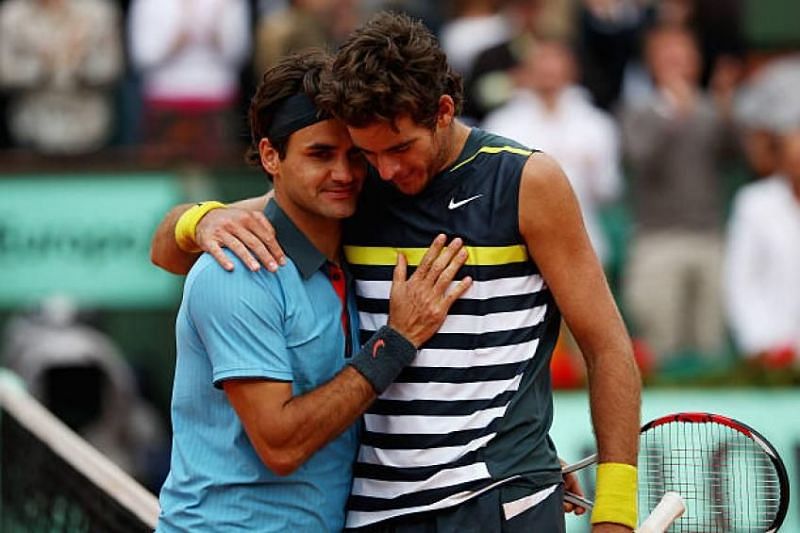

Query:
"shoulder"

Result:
[[518, 153, 579, 227], [520, 152, 570, 192], [457, 128, 537, 172], [184, 251, 287, 313], [469, 127, 532, 152], [731, 177, 788, 215]]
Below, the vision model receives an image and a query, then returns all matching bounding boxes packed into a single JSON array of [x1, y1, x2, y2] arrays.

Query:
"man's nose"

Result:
[[375, 155, 401, 181], [331, 156, 354, 182]]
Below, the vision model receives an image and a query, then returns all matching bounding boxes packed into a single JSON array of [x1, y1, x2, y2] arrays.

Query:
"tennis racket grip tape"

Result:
[[635, 492, 686, 533]]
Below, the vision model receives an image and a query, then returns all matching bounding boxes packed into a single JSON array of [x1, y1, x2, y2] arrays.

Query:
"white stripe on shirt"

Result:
[[364, 406, 509, 435], [360, 306, 547, 335], [411, 339, 539, 368], [380, 374, 523, 402], [357, 433, 496, 467], [355, 275, 545, 300]]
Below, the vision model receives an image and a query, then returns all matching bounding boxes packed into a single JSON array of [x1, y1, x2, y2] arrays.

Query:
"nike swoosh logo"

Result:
[[448, 194, 483, 210]]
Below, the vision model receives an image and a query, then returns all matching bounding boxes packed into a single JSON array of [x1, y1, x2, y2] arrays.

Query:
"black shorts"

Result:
[[349, 482, 566, 533]]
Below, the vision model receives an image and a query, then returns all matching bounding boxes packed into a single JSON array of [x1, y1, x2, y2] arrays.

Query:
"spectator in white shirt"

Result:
[[724, 127, 800, 366], [482, 37, 622, 268], [128, 0, 251, 162]]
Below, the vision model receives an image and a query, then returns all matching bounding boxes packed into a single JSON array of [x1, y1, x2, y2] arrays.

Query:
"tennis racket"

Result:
[[562, 412, 790, 532]]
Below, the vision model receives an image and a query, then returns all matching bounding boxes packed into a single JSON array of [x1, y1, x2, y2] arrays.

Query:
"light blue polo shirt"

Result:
[[157, 200, 361, 532]]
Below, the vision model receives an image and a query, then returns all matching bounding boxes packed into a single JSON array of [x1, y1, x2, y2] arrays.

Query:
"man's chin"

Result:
[[391, 181, 425, 196], [324, 203, 358, 220]]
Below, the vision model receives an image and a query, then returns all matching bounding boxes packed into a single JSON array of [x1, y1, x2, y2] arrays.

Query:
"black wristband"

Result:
[[349, 326, 417, 394]]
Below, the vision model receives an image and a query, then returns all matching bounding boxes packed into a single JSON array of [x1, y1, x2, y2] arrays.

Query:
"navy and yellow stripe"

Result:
[[343, 244, 529, 267]]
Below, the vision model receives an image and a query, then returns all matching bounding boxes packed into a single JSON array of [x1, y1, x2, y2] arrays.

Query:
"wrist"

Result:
[[591, 462, 638, 529], [349, 326, 417, 394], [174, 201, 226, 252]]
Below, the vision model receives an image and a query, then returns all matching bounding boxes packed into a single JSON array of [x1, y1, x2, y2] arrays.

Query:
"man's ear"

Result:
[[259, 138, 280, 177], [436, 95, 456, 129]]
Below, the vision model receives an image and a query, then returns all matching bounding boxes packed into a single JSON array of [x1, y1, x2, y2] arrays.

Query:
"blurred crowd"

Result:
[[1, 0, 799, 380]]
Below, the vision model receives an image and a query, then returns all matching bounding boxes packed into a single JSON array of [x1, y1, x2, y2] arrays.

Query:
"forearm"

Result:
[[585, 340, 641, 465], [150, 203, 199, 274], [232, 327, 417, 475], [267, 366, 375, 471]]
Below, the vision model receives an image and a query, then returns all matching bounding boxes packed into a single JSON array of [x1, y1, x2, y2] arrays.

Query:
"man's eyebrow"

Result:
[[356, 139, 415, 154], [304, 142, 336, 151]]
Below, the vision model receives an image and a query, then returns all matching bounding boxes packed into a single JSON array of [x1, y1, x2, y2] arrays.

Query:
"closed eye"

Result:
[[389, 142, 412, 154]]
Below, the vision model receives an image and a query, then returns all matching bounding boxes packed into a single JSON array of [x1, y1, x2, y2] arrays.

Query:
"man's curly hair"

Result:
[[246, 49, 332, 169], [319, 11, 463, 130]]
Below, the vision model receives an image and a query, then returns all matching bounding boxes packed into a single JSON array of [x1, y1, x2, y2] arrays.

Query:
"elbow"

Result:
[[266, 459, 301, 477], [259, 447, 308, 477], [149, 243, 176, 273], [150, 241, 194, 275], [149, 243, 162, 268]]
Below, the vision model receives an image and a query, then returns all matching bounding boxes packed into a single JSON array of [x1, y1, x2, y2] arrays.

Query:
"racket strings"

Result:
[[638, 421, 781, 532]]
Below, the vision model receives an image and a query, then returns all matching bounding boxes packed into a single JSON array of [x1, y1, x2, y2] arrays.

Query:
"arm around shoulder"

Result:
[[149, 194, 276, 275]]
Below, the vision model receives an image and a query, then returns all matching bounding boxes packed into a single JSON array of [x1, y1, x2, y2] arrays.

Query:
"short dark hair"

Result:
[[246, 49, 331, 171], [319, 11, 463, 129]]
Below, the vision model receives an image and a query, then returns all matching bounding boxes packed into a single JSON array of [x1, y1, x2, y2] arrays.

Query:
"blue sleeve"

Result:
[[184, 255, 293, 387]]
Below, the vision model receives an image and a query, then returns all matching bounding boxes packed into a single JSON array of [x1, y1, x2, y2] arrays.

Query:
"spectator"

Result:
[[0, 0, 123, 154], [686, 0, 746, 89], [362, 0, 447, 34], [482, 37, 622, 268], [620, 25, 739, 362], [128, 0, 251, 163], [620, 0, 745, 111], [724, 126, 800, 367], [576, 0, 651, 110], [438, 0, 510, 79], [253, 0, 359, 76], [735, 54, 800, 180], [462, 0, 547, 123]]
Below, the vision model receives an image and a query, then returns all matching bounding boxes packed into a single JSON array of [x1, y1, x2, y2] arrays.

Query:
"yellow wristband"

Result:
[[174, 201, 227, 252], [591, 462, 638, 529]]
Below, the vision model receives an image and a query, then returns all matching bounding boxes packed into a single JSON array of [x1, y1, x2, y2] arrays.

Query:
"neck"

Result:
[[539, 90, 560, 112], [274, 192, 343, 262], [439, 120, 473, 172]]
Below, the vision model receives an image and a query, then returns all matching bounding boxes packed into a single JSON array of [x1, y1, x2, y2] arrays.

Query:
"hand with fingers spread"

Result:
[[196, 207, 286, 272], [387, 234, 473, 348]]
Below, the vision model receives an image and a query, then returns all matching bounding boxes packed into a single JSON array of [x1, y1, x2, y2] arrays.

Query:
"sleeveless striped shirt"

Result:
[[343, 128, 563, 528]]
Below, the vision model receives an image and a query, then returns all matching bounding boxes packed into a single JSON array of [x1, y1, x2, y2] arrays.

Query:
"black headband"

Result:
[[266, 93, 329, 140]]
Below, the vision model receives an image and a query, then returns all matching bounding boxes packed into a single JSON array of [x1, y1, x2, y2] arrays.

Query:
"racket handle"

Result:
[[635, 492, 685, 533]]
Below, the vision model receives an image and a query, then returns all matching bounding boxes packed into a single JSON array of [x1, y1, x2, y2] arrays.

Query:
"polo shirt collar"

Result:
[[265, 199, 327, 279]]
